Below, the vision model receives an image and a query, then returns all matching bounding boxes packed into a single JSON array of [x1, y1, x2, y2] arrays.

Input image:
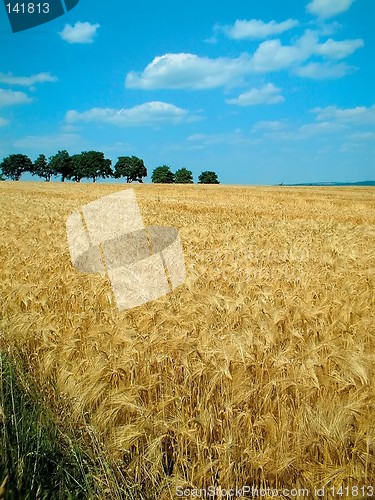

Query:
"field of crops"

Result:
[[0, 181, 374, 498]]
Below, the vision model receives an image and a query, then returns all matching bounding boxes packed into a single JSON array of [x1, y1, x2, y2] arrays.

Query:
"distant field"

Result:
[[0, 182, 374, 497]]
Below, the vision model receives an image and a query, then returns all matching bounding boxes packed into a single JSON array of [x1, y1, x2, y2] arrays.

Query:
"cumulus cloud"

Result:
[[314, 20, 343, 36], [316, 38, 364, 59], [299, 121, 346, 136], [187, 129, 256, 147], [14, 133, 82, 153], [222, 18, 298, 40], [0, 72, 57, 86], [251, 30, 363, 73], [59, 21, 100, 43], [126, 53, 251, 90], [125, 30, 364, 89], [226, 83, 284, 106], [307, 0, 356, 18], [252, 120, 287, 131], [247, 102, 375, 149], [66, 101, 199, 126], [125, 41, 305, 89], [0, 88, 32, 107], [0, 117, 9, 126], [349, 132, 375, 141], [312, 104, 375, 124], [295, 61, 355, 79], [251, 30, 323, 72]]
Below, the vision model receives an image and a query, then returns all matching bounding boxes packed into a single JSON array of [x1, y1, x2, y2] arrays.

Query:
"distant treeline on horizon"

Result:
[[281, 181, 375, 187]]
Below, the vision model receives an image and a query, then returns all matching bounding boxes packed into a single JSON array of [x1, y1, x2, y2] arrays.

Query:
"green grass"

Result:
[[0, 350, 142, 499]]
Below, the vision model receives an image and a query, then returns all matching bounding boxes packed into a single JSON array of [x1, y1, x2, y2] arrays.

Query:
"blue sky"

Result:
[[0, 0, 374, 184]]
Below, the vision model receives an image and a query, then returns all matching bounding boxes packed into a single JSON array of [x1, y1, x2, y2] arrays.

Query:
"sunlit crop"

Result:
[[0, 182, 374, 498]]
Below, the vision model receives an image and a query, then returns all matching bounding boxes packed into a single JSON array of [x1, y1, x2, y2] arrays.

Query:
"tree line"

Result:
[[0, 151, 220, 184]]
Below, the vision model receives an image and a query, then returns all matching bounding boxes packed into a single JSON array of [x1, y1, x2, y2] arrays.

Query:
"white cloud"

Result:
[[0, 88, 32, 107], [223, 18, 298, 40], [187, 129, 257, 147], [0, 117, 9, 126], [226, 83, 284, 106], [313, 20, 343, 36], [258, 105, 375, 144], [99, 141, 133, 153], [125, 31, 364, 89], [313, 104, 375, 124], [66, 101, 199, 126], [316, 38, 363, 58], [251, 30, 363, 73], [299, 121, 346, 136], [295, 61, 355, 79], [252, 120, 287, 131], [307, 0, 356, 18], [242, 102, 375, 151], [250, 30, 318, 72], [125, 53, 251, 90], [14, 133, 81, 151], [59, 21, 100, 44], [0, 72, 57, 86], [349, 132, 375, 141], [61, 123, 81, 133]]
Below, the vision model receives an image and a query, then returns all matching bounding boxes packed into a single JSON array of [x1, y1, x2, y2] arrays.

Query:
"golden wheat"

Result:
[[0, 181, 374, 498]]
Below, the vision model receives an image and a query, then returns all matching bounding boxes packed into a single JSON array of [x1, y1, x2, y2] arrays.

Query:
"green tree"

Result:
[[69, 154, 85, 182], [151, 165, 175, 184], [174, 167, 193, 184], [114, 156, 147, 183], [0, 154, 33, 181], [198, 171, 220, 184], [77, 151, 113, 182], [32, 154, 54, 182], [49, 150, 72, 182]]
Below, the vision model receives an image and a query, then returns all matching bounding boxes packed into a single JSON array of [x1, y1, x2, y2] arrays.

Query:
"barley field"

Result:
[[0, 181, 374, 498]]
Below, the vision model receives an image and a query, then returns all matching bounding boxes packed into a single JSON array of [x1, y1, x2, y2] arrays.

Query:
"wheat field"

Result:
[[0, 181, 374, 498]]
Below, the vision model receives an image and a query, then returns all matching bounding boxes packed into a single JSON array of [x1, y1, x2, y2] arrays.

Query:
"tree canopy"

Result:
[[0, 154, 33, 181], [32, 154, 54, 182], [74, 151, 113, 183], [49, 150, 72, 182], [151, 165, 175, 184], [0, 149, 221, 187], [175, 167, 193, 184], [114, 156, 147, 183], [69, 154, 85, 183], [198, 171, 220, 184]]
